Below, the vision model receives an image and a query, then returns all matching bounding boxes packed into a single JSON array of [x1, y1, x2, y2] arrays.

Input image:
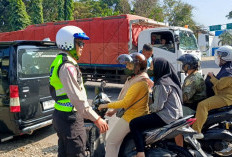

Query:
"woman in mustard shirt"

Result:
[[98, 53, 153, 157]]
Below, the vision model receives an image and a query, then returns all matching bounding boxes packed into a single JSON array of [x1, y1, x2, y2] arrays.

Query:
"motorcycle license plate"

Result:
[[42, 100, 55, 110]]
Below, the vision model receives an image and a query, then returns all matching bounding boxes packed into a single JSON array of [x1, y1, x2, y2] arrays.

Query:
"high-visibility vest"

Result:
[[49, 53, 77, 112]]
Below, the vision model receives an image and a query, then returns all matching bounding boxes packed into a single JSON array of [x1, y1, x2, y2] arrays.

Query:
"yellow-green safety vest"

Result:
[[49, 53, 75, 112]]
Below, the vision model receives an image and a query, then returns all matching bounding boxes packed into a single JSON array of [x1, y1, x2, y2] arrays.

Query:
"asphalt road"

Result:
[[0, 58, 220, 156]]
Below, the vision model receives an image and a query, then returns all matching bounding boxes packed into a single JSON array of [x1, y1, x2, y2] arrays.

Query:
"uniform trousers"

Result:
[[192, 96, 229, 133], [53, 109, 86, 157]]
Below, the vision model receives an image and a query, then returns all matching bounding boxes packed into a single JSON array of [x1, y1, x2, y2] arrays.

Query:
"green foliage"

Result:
[[163, 0, 196, 30], [226, 11, 232, 19], [218, 31, 232, 46], [115, 0, 131, 14], [8, 0, 31, 31], [73, 0, 120, 19], [30, 0, 43, 24], [43, 0, 59, 23], [57, 0, 64, 21], [0, 0, 10, 32], [64, 0, 73, 20], [133, 0, 159, 18]]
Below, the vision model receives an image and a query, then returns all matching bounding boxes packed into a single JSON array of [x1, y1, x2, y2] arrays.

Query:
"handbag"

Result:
[[116, 92, 148, 118]]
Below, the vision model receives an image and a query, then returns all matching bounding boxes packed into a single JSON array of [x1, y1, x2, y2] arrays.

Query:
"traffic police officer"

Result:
[[177, 54, 206, 111], [49, 26, 108, 157]]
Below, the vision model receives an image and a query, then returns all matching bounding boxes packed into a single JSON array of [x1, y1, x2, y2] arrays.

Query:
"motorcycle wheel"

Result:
[[118, 134, 193, 157], [88, 126, 105, 157], [214, 143, 232, 157]]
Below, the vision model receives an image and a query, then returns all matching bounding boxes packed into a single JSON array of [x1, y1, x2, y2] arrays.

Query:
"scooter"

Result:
[[85, 81, 111, 157], [196, 105, 232, 157], [118, 115, 208, 157]]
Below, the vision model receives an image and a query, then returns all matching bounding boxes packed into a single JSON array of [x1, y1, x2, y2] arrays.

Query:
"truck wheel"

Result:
[[89, 126, 105, 157]]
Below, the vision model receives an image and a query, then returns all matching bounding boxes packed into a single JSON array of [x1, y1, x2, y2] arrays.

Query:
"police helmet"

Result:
[[216, 45, 232, 62]]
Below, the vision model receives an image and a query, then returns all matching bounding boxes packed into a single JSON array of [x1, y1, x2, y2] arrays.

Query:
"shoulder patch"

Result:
[[67, 65, 76, 76], [185, 79, 193, 86]]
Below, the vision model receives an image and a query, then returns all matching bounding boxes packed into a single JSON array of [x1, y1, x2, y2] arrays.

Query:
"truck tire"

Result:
[[88, 126, 105, 157]]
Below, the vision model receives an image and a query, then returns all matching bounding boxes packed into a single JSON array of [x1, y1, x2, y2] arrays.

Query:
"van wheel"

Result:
[[88, 126, 105, 157]]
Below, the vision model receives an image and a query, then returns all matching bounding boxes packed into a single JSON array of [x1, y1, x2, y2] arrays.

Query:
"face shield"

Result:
[[117, 54, 135, 76]]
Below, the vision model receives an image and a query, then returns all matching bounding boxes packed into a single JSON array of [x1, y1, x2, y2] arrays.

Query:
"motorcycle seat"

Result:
[[208, 105, 232, 115]]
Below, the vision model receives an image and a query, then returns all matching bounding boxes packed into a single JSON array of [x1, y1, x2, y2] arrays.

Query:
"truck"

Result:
[[0, 14, 201, 83]]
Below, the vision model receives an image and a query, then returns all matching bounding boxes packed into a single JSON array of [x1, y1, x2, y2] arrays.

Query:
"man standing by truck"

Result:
[[49, 26, 108, 157]]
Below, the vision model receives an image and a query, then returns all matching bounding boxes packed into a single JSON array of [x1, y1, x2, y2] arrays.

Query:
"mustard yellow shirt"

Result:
[[107, 81, 149, 122], [211, 76, 232, 105]]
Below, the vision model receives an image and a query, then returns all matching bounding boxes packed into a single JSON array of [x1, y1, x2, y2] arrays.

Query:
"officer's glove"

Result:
[[94, 117, 109, 133]]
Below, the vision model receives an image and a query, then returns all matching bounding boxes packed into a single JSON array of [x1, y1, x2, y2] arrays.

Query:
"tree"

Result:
[[73, 0, 119, 19], [0, 0, 10, 32], [57, 0, 64, 21], [163, 0, 196, 29], [42, 0, 59, 22], [115, 0, 131, 14], [30, 0, 43, 24], [64, 0, 73, 20], [218, 31, 232, 46], [8, 0, 31, 31], [133, 0, 159, 18], [226, 11, 232, 19]]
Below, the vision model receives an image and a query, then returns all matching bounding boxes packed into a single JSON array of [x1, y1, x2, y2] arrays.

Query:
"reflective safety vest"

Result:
[[49, 53, 77, 112]]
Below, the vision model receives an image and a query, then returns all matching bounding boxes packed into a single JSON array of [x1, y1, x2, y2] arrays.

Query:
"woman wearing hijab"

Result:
[[129, 58, 183, 157]]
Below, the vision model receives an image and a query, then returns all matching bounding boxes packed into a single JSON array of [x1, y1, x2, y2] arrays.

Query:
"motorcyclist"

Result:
[[192, 45, 232, 133], [177, 54, 206, 111], [98, 53, 153, 157], [49, 26, 108, 156], [129, 57, 183, 157]]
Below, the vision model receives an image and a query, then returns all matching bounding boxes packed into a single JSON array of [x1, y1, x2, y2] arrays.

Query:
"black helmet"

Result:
[[177, 54, 200, 71], [117, 53, 147, 74]]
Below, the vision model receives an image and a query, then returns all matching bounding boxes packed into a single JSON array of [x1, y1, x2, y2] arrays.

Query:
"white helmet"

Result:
[[56, 26, 89, 51], [216, 45, 232, 62]]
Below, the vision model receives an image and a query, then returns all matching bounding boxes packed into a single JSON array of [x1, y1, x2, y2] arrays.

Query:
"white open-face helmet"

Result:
[[215, 45, 232, 62], [56, 26, 89, 51]]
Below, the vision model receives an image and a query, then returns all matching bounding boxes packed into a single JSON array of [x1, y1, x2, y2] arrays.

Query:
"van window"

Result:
[[18, 48, 59, 78], [151, 32, 175, 53], [0, 47, 10, 106]]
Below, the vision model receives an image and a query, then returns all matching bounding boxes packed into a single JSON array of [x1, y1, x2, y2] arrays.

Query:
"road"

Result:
[[0, 58, 220, 157]]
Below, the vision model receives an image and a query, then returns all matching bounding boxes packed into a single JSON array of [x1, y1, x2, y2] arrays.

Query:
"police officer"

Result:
[[177, 54, 206, 111], [50, 26, 108, 157], [192, 45, 232, 133]]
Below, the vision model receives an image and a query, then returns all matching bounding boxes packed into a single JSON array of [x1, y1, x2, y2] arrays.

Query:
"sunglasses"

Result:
[[75, 40, 85, 47]]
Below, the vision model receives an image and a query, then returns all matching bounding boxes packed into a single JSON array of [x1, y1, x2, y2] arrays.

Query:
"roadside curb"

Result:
[[201, 56, 214, 61]]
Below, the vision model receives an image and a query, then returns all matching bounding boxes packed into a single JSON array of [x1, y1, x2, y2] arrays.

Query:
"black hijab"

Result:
[[153, 57, 182, 102]]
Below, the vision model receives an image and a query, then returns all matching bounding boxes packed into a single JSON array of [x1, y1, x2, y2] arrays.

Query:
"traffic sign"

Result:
[[227, 23, 232, 29], [209, 25, 221, 31]]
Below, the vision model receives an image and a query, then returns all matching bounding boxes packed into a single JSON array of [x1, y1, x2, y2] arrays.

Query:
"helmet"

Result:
[[215, 45, 232, 62], [117, 53, 147, 75], [56, 26, 89, 51], [177, 54, 200, 71]]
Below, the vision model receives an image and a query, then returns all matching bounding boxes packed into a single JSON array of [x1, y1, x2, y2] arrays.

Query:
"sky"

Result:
[[180, 0, 232, 27]]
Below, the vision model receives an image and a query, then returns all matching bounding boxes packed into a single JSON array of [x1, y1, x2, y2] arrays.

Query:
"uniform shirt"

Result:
[[211, 76, 232, 105], [182, 71, 206, 104], [107, 81, 149, 122], [59, 63, 99, 122], [150, 84, 183, 124]]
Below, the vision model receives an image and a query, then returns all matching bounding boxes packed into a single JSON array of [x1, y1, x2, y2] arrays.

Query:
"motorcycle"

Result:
[[85, 81, 111, 157], [194, 105, 232, 157], [118, 115, 208, 157]]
